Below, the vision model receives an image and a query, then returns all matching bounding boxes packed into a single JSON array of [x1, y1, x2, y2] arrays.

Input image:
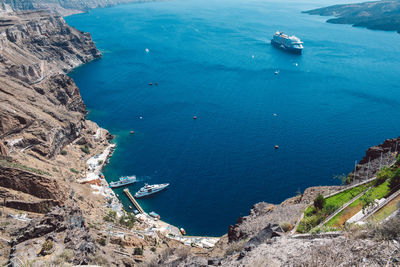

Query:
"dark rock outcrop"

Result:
[[11, 205, 96, 264]]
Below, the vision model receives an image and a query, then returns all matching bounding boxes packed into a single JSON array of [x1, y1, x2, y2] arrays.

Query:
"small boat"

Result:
[[180, 228, 186, 235], [129, 206, 132, 209], [274, 70, 279, 75], [193, 116, 197, 120], [149, 82, 153, 86], [130, 131, 135, 134], [149, 211, 160, 219], [274, 145, 279, 149], [109, 176, 137, 188], [134, 183, 169, 198]]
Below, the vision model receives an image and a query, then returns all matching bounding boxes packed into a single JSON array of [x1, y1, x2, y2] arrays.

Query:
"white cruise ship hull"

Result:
[[271, 39, 302, 54]]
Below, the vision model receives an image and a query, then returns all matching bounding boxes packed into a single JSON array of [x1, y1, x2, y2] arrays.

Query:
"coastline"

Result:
[[62, 0, 400, 245]]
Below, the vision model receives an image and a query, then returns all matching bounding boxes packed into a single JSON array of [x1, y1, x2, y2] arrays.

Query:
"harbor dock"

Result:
[[123, 188, 145, 214]]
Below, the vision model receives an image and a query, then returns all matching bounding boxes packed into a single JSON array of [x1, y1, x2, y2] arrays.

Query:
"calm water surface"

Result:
[[66, 0, 400, 236]]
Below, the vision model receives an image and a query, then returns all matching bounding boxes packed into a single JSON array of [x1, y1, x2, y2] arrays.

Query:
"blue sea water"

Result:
[[66, 0, 400, 236]]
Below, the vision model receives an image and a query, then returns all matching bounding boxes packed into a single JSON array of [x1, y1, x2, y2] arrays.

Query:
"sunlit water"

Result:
[[66, 0, 400, 236]]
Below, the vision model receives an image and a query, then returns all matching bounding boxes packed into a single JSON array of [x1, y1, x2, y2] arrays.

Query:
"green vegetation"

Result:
[[98, 238, 107, 246], [369, 195, 400, 223], [389, 168, 400, 193], [60, 150, 67, 156], [119, 212, 136, 229], [81, 145, 90, 154], [326, 180, 391, 228], [314, 194, 326, 210], [297, 183, 371, 233], [103, 210, 117, 222], [52, 167, 58, 172], [376, 167, 392, 185], [133, 247, 143, 255], [41, 240, 54, 253], [0, 159, 52, 176], [69, 168, 79, 174], [98, 160, 103, 165], [150, 247, 157, 252]]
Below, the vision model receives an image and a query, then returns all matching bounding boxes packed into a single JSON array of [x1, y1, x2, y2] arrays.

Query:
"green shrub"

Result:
[[41, 240, 54, 253], [314, 194, 326, 210], [322, 203, 339, 216], [297, 215, 323, 233], [60, 150, 67, 156], [389, 168, 400, 193], [119, 212, 136, 229], [70, 168, 79, 174], [81, 145, 90, 154], [52, 167, 58, 172], [133, 247, 143, 255], [150, 247, 156, 252], [98, 160, 103, 165], [98, 238, 107, 246], [103, 210, 117, 222], [376, 167, 393, 186]]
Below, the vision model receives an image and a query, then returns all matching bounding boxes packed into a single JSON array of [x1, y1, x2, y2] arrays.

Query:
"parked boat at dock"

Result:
[[109, 176, 137, 188], [134, 183, 169, 198]]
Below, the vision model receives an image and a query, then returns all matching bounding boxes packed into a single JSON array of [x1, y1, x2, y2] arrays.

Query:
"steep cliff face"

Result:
[[0, 11, 101, 159], [0, 0, 139, 15]]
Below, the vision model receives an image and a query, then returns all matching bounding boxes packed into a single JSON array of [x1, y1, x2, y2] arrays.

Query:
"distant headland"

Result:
[[304, 0, 400, 34]]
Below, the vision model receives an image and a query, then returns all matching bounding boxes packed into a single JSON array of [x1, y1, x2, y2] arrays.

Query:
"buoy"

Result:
[[273, 113, 278, 117], [274, 145, 279, 149], [145, 48, 150, 53], [139, 116, 143, 120], [193, 116, 197, 120], [130, 131, 135, 134]]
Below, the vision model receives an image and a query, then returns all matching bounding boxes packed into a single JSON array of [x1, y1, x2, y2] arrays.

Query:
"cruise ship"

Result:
[[134, 183, 169, 198], [109, 175, 137, 188], [271, 31, 303, 54]]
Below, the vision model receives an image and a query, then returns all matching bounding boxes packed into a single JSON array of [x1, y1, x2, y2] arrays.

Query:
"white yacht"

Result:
[[134, 183, 169, 198]]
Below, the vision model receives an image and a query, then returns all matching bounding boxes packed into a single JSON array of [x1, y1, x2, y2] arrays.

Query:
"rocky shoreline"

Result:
[[304, 0, 400, 34], [0, 2, 399, 266]]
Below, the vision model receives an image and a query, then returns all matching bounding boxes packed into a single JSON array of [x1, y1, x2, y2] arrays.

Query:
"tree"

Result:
[[376, 167, 393, 185], [313, 194, 326, 210], [389, 168, 400, 193]]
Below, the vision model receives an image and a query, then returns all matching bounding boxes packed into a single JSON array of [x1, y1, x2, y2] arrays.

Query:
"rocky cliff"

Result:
[[0, 11, 101, 160], [0, 0, 141, 16], [0, 10, 107, 265], [304, 0, 400, 34]]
